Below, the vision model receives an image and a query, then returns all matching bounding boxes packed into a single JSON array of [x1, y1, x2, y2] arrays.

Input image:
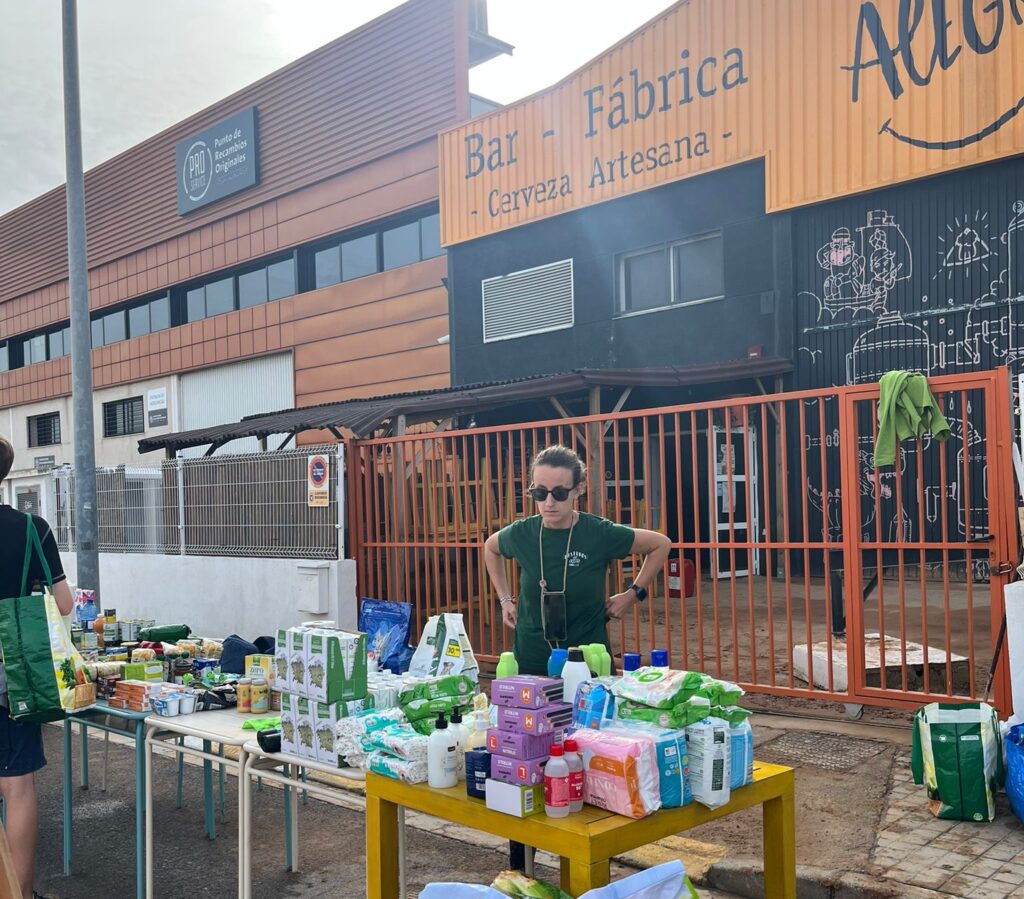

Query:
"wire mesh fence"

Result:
[[54, 445, 342, 560]]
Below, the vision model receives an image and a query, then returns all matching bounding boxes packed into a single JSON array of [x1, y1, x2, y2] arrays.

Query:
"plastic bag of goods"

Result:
[[408, 613, 479, 680], [572, 728, 661, 818], [606, 722, 691, 809], [359, 598, 413, 673], [912, 701, 1003, 821], [685, 718, 731, 810], [611, 668, 708, 709]]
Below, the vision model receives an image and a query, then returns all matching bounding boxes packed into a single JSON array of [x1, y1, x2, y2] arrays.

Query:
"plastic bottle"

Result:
[[466, 708, 489, 751], [585, 644, 603, 674], [449, 706, 469, 781], [427, 711, 459, 789], [650, 649, 669, 668], [561, 647, 590, 704], [623, 653, 642, 672], [563, 738, 584, 813], [496, 651, 519, 679], [598, 650, 612, 678], [547, 648, 568, 678], [79, 597, 97, 630], [544, 744, 570, 818]]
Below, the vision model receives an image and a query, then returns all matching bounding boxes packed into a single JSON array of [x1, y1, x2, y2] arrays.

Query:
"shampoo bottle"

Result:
[[427, 712, 458, 789], [561, 647, 590, 704]]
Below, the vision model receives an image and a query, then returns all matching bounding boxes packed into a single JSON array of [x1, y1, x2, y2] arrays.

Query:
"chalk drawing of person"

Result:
[[816, 227, 868, 308], [867, 228, 902, 312]]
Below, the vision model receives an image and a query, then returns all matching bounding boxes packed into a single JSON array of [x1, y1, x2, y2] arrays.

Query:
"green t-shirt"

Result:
[[498, 513, 635, 675]]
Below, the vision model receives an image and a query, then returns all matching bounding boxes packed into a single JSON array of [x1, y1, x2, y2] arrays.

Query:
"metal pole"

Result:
[[62, 0, 100, 597]]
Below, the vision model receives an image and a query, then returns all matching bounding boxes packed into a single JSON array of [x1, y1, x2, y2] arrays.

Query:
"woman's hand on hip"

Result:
[[501, 600, 518, 630], [605, 590, 636, 620]]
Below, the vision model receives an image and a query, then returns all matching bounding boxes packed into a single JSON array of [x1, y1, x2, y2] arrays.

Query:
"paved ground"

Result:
[[33, 708, 1024, 898]]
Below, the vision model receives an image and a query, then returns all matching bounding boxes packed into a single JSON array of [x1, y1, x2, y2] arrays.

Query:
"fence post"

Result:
[[336, 443, 346, 560], [177, 456, 186, 556]]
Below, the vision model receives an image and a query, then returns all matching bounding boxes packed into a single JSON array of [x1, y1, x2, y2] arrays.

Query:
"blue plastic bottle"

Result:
[[548, 648, 568, 677], [79, 598, 97, 630]]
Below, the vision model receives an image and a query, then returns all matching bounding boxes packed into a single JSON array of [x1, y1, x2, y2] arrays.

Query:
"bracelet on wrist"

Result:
[[498, 595, 516, 606]]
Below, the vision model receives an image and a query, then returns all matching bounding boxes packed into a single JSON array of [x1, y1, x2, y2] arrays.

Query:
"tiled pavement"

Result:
[[874, 751, 1024, 898]]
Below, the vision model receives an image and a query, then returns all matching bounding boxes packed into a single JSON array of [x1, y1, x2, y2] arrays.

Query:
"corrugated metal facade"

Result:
[[0, 0, 465, 308]]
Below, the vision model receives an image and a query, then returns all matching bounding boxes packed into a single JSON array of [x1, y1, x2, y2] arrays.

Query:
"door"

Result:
[[710, 425, 760, 578]]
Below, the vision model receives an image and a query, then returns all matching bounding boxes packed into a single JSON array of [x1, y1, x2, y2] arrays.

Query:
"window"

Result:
[[618, 232, 724, 314], [420, 213, 442, 259], [25, 333, 47, 366], [28, 412, 61, 448], [383, 221, 420, 270], [92, 318, 104, 348], [267, 258, 295, 301], [186, 286, 206, 322], [341, 235, 377, 280], [98, 309, 126, 345], [205, 277, 234, 317], [129, 304, 151, 338], [314, 246, 341, 289], [149, 296, 170, 332], [238, 268, 269, 308], [103, 396, 145, 438], [0, 344, 8, 372]]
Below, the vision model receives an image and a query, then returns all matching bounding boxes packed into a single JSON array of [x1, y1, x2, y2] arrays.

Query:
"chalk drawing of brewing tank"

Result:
[[924, 410, 988, 539], [847, 311, 933, 385], [815, 210, 912, 317]]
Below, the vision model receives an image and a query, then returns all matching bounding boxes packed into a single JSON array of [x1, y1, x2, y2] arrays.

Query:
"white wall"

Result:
[[61, 552, 358, 639]]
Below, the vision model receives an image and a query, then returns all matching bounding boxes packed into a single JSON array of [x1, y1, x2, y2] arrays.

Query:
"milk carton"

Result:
[[304, 628, 368, 704], [294, 697, 316, 760], [290, 628, 310, 697], [274, 629, 290, 692], [314, 702, 340, 767], [280, 693, 298, 756]]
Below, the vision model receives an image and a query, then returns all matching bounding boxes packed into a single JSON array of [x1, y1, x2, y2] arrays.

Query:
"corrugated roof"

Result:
[[137, 357, 792, 454]]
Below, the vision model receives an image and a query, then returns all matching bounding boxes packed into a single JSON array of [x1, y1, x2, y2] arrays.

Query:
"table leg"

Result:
[[134, 720, 145, 899], [397, 807, 406, 899], [243, 755, 255, 899], [219, 745, 226, 823], [236, 747, 247, 899], [763, 788, 797, 899], [203, 739, 215, 840], [288, 761, 300, 872], [282, 765, 292, 870], [365, 793, 400, 899], [80, 721, 89, 789], [63, 719, 72, 875], [102, 730, 110, 792], [176, 736, 184, 809], [559, 857, 610, 896], [145, 733, 155, 899]]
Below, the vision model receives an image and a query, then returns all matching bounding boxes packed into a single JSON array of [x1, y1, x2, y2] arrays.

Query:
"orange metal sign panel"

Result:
[[440, 0, 1024, 245]]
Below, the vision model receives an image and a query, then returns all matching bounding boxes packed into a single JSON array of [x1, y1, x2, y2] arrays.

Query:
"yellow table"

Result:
[[366, 760, 796, 898]]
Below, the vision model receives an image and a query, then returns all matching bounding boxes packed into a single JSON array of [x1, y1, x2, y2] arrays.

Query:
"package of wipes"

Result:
[[573, 728, 661, 818], [361, 724, 429, 762], [611, 668, 708, 709], [686, 718, 731, 809], [607, 722, 691, 809]]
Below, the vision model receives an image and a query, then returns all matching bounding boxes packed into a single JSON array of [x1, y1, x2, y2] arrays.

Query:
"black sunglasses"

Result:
[[527, 485, 574, 502]]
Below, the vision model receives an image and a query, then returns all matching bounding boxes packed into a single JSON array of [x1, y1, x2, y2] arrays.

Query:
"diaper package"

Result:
[[686, 718, 731, 809], [367, 750, 428, 784], [572, 728, 661, 819], [729, 720, 754, 790], [572, 680, 616, 730], [611, 668, 708, 709], [361, 723, 430, 762], [335, 707, 404, 759], [607, 722, 691, 809]]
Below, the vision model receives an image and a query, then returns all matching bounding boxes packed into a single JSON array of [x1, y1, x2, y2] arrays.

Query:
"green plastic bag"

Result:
[[911, 701, 1004, 822], [0, 515, 94, 723]]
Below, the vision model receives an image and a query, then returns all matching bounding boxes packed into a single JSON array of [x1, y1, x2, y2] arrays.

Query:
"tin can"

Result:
[[120, 620, 139, 642], [237, 678, 252, 713], [251, 678, 269, 714]]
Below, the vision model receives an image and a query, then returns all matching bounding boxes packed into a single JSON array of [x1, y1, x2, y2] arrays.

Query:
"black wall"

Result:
[[448, 160, 791, 386]]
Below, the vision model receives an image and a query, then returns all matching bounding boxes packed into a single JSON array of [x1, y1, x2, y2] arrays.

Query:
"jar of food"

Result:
[[269, 690, 281, 712], [172, 653, 194, 686], [251, 678, 269, 714], [237, 678, 252, 713]]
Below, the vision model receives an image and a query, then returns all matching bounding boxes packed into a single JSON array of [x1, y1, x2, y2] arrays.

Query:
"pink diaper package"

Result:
[[497, 702, 573, 735], [572, 728, 662, 819]]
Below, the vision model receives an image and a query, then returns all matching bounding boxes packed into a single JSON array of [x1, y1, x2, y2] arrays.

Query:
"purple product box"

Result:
[[497, 702, 573, 735], [487, 727, 556, 760], [490, 753, 548, 786], [491, 676, 563, 709]]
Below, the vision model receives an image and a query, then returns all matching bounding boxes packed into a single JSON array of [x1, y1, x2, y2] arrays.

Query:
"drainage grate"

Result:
[[757, 731, 889, 772]]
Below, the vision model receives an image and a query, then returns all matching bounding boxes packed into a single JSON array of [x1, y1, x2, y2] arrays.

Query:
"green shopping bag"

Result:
[[0, 515, 94, 723]]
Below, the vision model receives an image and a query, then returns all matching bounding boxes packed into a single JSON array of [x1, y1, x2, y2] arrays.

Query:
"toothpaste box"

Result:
[[490, 754, 547, 786], [485, 779, 544, 818], [497, 702, 573, 735], [275, 628, 291, 693], [305, 628, 368, 704], [492, 676, 563, 709], [487, 727, 556, 761], [280, 693, 298, 756], [294, 697, 316, 761]]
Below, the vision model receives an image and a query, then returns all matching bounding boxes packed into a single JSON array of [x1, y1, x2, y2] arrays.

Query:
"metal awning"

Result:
[[137, 357, 792, 455]]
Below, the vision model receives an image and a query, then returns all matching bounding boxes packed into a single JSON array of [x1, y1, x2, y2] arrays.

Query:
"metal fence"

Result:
[[347, 369, 1016, 714], [54, 445, 343, 560]]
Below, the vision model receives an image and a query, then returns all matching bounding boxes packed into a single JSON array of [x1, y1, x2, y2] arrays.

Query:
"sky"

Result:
[[0, 0, 675, 216]]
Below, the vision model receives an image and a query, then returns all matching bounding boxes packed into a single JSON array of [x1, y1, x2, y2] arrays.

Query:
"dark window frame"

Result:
[[102, 396, 145, 438], [616, 230, 725, 316], [28, 411, 61, 448]]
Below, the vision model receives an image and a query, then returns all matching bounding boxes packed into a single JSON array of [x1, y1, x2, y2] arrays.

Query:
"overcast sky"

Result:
[[0, 0, 674, 216]]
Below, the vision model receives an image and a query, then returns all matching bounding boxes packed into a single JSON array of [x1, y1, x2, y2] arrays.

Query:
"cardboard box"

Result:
[[280, 693, 298, 756], [304, 628, 368, 704], [123, 662, 163, 683], [497, 702, 573, 735], [485, 779, 543, 818], [245, 653, 276, 689], [490, 754, 547, 787], [487, 728, 556, 761], [294, 697, 316, 760], [314, 702, 340, 766], [275, 628, 290, 693], [491, 676, 563, 709]]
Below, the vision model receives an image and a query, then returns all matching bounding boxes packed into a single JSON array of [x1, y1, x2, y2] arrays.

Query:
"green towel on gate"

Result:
[[873, 371, 950, 468]]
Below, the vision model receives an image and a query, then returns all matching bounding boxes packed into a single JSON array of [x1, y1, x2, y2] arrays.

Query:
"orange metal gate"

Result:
[[347, 369, 1016, 713]]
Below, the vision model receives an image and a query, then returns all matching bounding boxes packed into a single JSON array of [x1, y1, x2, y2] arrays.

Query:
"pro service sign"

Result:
[[176, 106, 259, 215]]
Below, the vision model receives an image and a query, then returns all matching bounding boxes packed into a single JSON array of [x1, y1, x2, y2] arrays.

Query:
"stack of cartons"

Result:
[[109, 679, 163, 712], [277, 624, 370, 767]]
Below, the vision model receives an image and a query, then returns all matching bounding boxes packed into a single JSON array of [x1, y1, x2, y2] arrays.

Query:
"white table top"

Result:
[[145, 707, 257, 746], [241, 740, 366, 782]]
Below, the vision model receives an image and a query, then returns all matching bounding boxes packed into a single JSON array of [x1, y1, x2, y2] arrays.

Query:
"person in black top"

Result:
[[0, 436, 73, 899]]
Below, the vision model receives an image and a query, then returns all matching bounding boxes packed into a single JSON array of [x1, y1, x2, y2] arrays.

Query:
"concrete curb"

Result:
[[701, 858, 946, 899]]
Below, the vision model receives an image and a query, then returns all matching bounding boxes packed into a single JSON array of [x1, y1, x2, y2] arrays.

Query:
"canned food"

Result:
[[237, 678, 252, 713]]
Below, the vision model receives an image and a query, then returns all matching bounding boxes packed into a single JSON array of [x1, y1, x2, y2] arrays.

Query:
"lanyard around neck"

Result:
[[538, 513, 577, 594]]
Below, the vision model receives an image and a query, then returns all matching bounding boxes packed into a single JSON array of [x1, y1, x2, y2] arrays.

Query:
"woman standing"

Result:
[[484, 445, 671, 676]]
